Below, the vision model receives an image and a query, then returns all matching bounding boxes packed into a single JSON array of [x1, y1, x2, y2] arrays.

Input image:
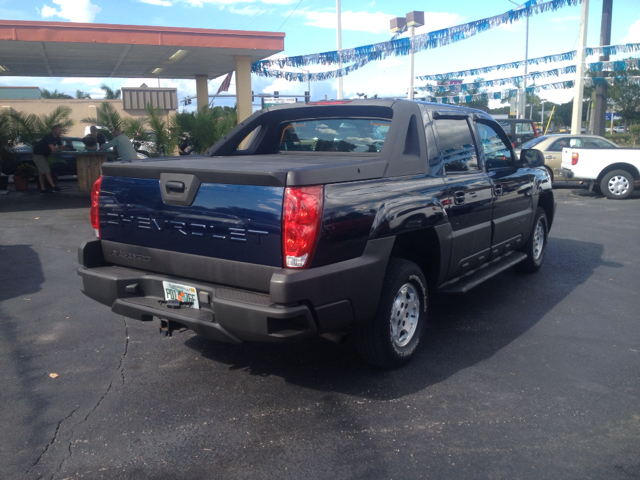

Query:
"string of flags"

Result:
[[421, 76, 640, 104], [418, 58, 640, 93], [417, 43, 640, 81], [251, 0, 582, 82]]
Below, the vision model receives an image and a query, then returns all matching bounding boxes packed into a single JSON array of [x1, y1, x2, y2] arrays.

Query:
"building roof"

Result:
[[0, 20, 285, 80]]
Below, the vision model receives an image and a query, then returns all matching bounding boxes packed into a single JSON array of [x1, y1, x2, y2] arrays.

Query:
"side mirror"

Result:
[[520, 148, 544, 168]]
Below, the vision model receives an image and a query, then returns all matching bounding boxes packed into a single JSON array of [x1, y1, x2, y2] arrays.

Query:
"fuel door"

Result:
[[160, 173, 201, 206]]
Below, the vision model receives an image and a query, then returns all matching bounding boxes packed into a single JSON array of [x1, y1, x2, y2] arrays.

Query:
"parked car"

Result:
[[497, 119, 538, 148], [519, 134, 618, 185], [0, 136, 143, 177], [613, 126, 625, 134]]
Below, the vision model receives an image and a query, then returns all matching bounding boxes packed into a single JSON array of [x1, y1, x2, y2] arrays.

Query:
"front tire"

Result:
[[355, 259, 428, 368], [516, 207, 548, 273], [600, 169, 635, 200]]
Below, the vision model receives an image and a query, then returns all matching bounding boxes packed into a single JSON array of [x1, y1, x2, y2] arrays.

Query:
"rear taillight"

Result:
[[283, 186, 324, 268], [572, 152, 579, 166], [90, 175, 102, 238]]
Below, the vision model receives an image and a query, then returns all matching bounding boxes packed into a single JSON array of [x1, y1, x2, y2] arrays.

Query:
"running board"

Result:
[[439, 252, 527, 294]]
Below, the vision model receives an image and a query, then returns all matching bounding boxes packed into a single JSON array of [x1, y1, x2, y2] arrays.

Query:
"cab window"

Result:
[[278, 119, 391, 153], [476, 122, 514, 170], [434, 118, 478, 173]]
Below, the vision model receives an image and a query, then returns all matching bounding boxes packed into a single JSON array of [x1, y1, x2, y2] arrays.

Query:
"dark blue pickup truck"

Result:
[[78, 99, 554, 368]]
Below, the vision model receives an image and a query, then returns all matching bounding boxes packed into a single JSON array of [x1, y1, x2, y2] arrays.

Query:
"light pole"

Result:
[[540, 98, 547, 133], [509, 0, 529, 118], [390, 11, 424, 100], [336, 0, 343, 100]]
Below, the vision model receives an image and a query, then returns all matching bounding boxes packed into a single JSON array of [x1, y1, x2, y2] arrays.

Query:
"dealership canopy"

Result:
[[0, 20, 285, 121]]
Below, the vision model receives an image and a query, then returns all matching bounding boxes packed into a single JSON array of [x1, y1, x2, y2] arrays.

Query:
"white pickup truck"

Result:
[[561, 147, 640, 199]]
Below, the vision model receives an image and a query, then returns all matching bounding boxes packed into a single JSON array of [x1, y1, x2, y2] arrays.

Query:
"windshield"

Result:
[[279, 118, 391, 153]]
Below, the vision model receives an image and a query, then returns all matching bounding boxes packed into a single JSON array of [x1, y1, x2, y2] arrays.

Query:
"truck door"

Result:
[[434, 117, 494, 280], [474, 121, 534, 259]]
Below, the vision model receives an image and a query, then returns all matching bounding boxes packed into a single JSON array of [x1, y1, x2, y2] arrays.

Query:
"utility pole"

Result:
[[593, 0, 612, 137], [336, 0, 343, 100], [571, 0, 589, 134]]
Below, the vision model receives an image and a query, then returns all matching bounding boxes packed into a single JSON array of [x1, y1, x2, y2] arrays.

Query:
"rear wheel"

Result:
[[600, 169, 635, 200], [516, 207, 548, 273], [355, 259, 428, 368]]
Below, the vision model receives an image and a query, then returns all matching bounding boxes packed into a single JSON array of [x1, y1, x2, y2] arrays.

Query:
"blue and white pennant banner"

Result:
[[252, 0, 583, 82]]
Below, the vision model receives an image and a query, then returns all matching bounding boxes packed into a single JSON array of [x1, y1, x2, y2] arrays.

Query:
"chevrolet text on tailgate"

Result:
[[78, 99, 555, 368]]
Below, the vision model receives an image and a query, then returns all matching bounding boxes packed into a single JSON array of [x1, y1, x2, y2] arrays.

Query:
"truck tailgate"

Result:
[[99, 175, 284, 267]]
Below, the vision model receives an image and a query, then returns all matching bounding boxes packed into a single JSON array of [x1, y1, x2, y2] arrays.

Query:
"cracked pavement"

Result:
[[1, 181, 639, 479]]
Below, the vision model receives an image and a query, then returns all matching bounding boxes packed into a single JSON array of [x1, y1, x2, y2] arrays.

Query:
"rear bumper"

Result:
[[559, 167, 575, 179], [78, 237, 393, 343]]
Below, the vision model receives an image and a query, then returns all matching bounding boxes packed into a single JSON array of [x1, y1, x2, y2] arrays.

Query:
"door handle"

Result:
[[544, 155, 554, 159], [494, 184, 503, 196], [165, 181, 185, 193], [453, 191, 465, 205]]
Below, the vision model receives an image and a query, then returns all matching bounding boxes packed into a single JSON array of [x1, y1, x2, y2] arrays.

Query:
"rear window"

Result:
[[278, 119, 391, 153], [521, 136, 548, 149]]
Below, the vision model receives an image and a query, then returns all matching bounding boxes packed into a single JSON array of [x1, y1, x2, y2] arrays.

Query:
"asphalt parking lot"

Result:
[[1, 180, 639, 479]]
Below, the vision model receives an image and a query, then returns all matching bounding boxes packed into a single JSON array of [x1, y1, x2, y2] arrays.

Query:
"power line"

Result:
[[277, 0, 304, 32]]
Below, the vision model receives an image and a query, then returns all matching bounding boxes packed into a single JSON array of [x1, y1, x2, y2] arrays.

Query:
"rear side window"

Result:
[[434, 118, 478, 173], [583, 137, 617, 148], [278, 119, 391, 153]]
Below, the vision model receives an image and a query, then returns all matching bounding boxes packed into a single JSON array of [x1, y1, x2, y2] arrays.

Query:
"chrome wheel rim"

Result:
[[390, 283, 420, 347], [607, 175, 629, 196], [532, 218, 545, 260]]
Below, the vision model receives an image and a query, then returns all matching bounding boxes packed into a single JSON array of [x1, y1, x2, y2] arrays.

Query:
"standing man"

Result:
[[32, 124, 65, 194], [82, 125, 107, 150], [100, 128, 138, 161]]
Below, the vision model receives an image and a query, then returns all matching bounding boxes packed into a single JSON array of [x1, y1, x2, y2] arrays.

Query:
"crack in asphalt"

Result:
[[25, 407, 79, 477], [31, 317, 130, 480]]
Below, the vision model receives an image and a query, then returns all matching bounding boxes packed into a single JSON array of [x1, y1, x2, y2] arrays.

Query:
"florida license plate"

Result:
[[162, 281, 200, 309]]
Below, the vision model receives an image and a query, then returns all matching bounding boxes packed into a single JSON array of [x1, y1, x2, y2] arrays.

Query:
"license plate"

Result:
[[162, 281, 199, 309]]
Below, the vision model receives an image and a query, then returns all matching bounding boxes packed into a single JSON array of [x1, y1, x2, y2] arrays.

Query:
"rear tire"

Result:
[[600, 169, 635, 200], [355, 259, 428, 368], [516, 207, 548, 273]]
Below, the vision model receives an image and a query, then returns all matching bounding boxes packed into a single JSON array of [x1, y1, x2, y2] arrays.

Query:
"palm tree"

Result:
[[81, 101, 123, 135], [41, 88, 73, 99], [75, 90, 91, 99], [10, 106, 74, 146], [100, 84, 121, 100], [172, 106, 237, 154]]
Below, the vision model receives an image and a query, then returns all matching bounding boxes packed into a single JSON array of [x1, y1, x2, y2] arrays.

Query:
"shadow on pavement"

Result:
[[0, 179, 89, 213], [183, 237, 612, 400]]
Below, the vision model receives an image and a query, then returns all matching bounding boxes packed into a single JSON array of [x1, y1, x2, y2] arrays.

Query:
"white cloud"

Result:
[[229, 6, 269, 16], [623, 17, 640, 43], [291, 10, 463, 35], [261, 0, 294, 4], [61, 77, 106, 86], [39, 0, 101, 22], [140, 0, 173, 6]]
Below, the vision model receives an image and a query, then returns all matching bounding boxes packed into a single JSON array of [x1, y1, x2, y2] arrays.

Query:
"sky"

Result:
[[1, 0, 640, 110]]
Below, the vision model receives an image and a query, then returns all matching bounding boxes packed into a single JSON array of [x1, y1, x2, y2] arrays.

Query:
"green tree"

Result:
[[100, 84, 121, 100], [81, 101, 123, 137], [75, 90, 91, 99], [9, 106, 74, 146], [172, 106, 237, 154], [146, 104, 179, 156], [41, 88, 73, 99]]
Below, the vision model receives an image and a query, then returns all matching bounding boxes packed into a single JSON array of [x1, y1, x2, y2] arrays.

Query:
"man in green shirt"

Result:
[[100, 129, 139, 161]]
